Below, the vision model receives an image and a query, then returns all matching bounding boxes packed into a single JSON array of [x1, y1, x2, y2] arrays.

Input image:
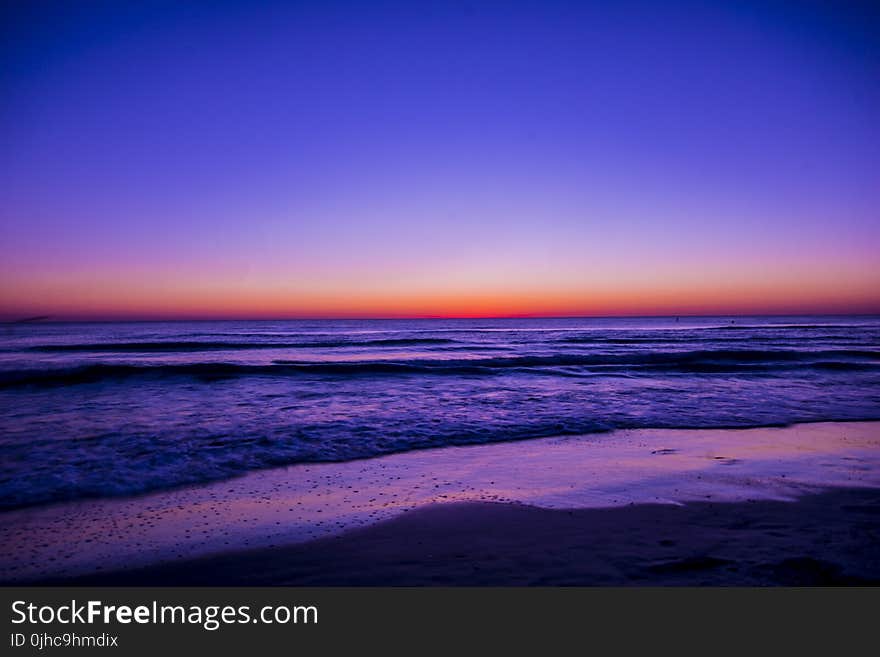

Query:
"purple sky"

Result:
[[1, 0, 878, 318]]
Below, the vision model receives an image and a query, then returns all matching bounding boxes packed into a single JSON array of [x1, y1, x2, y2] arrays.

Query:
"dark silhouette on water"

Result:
[[5, 315, 51, 324]]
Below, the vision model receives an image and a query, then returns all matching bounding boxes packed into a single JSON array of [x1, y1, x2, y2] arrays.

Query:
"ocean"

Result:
[[1, 315, 879, 510]]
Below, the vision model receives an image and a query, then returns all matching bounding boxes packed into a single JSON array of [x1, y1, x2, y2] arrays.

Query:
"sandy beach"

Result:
[[49, 487, 880, 586], [2, 420, 878, 585]]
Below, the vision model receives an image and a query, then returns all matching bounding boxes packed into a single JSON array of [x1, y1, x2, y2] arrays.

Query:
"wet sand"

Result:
[[47, 487, 880, 586], [2, 421, 879, 585]]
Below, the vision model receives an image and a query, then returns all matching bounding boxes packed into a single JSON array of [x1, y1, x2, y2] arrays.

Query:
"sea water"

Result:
[[1, 315, 878, 509]]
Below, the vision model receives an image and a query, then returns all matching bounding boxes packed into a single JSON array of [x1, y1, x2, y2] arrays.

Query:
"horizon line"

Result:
[[3, 311, 880, 323]]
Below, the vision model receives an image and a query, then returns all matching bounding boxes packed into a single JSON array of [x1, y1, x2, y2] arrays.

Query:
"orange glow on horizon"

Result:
[[3, 276, 879, 320]]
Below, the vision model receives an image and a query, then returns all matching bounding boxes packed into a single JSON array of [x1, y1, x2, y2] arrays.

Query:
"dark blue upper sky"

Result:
[[1, 0, 878, 317]]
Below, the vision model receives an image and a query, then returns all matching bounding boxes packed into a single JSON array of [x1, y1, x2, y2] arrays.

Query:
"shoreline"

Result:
[[2, 421, 879, 584], [6, 416, 879, 515]]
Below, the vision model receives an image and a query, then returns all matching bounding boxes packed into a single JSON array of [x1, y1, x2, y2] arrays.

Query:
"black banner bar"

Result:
[[2, 587, 877, 654]]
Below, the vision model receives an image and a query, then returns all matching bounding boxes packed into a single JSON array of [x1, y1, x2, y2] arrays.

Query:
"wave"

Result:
[[3, 349, 878, 387], [4, 416, 880, 511], [27, 337, 458, 352], [708, 324, 868, 331], [275, 349, 880, 370], [559, 334, 880, 345]]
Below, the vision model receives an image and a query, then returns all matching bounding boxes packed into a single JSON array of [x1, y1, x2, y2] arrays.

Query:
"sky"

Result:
[[1, 0, 879, 319]]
